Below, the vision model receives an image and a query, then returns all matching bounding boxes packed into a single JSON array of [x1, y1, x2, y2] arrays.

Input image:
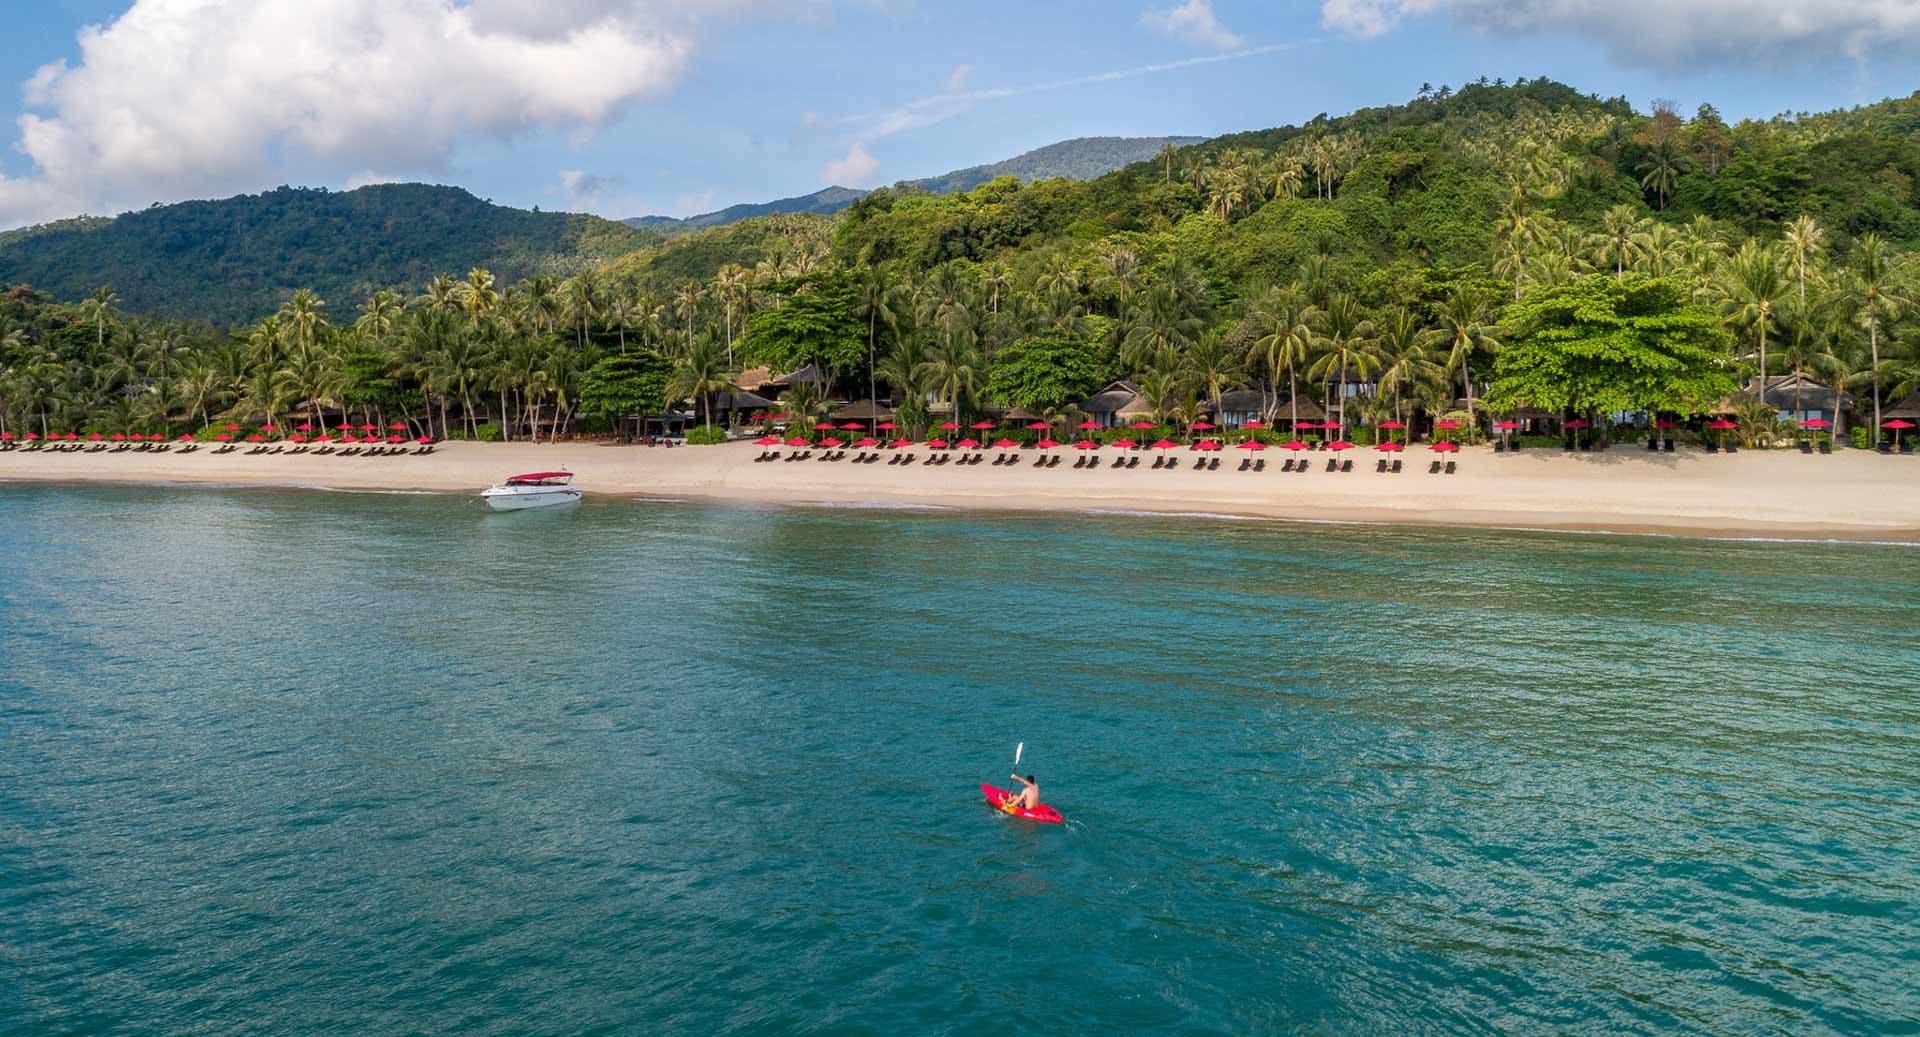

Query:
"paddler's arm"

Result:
[[1009, 773, 1030, 786]]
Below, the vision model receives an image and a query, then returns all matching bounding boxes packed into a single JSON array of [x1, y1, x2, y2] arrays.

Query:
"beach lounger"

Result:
[[1208, 457, 1220, 470], [1429, 460, 1442, 473], [1238, 458, 1251, 471], [1390, 460, 1402, 473], [1047, 454, 1062, 467], [1495, 440, 1505, 452], [1253, 459, 1265, 472], [1646, 437, 1659, 451], [1510, 439, 1522, 451], [1818, 440, 1831, 455], [1445, 461, 1457, 474], [1281, 459, 1294, 472], [1151, 456, 1164, 469], [1340, 459, 1353, 472], [1325, 458, 1338, 472], [1072, 455, 1086, 468], [1375, 459, 1388, 473], [1663, 438, 1675, 452], [1127, 456, 1139, 469], [1725, 444, 1738, 454], [1798, 441, 1813, 454], [1111, 456, 1126, 468], [1705, 442, 1720, 453]]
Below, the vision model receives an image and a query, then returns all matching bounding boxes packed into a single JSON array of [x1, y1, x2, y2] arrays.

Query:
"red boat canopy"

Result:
[[506, 471, 573, 482]]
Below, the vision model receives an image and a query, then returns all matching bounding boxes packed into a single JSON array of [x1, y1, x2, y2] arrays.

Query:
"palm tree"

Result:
[[1249, 285, 1316, 426], [1636, 138, 1689, 210], [1589, 205, 1652, 280], [563, 269, 602, 351], [1783, 214, 1825, 306], [1849, 233, 1909, 432], [671, 282, 704, 356], [278, 288, 328, 364], [82, 286, 118, 354], [914, 337, 984, 425], [1307, 293, 1379, 437], [714, 264, 752, 362], [455, 268, 499, 327], [1374, 306, 1442, 429], [1430, 289, 1501, 444], [853, 269, 895, 416], [422, 274, 460, 315], [1186, 331, 1243, 424], [668, 336, 735, 431], [1717, 239, 1788, 395], [356, 289, 404, 349]]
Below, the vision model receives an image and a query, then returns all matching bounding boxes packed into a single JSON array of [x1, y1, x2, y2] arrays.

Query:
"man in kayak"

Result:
[[1007, 773, 1040, 812]]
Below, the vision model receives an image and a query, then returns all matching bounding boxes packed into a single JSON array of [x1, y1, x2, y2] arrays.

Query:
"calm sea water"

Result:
[[2, 485, 1916, 1035]]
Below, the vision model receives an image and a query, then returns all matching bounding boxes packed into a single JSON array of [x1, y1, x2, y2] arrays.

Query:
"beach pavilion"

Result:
[[1077, 380, 1142, 427]]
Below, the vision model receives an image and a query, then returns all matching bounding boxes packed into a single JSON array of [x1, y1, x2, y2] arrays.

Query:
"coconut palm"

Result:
[[1186, 331, 1243, 424], [1249, 284, 1316, 426], [1306, 294, 1380, 437], [1430, 289, 1501, 444], [667, 336, 736, 431], [1848, 233, 1909, 432], [356, 289, 404, 348], [1717, 239, 1789, 394], [82, 286, 118, 354], [1636, 137, 1690, 209], [914, 337, 984, 425], [1783, 214, 1825, 306], [1588, 205, 1652, 280], [1374, 306, 1442, 429]]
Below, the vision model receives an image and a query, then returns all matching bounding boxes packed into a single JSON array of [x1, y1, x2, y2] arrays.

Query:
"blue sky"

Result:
[[2, 0, 1918, 229]]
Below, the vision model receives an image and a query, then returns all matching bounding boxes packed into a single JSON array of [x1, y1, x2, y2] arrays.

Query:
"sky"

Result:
[[2, 0, 1920, 231]]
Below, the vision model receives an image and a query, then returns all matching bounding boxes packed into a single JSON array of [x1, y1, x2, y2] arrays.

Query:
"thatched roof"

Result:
[[1714, 374, 1853, 414], [736, 365, 775, 391], [831, 399, 894, 420], [1271, 395, 1326, 421], [1115, 394, 1156, 419], [712, 389, 776, 411], [766, 364, 827, 388], [1000, 405, 1042, 423], [1885, 392, 1920, 419], [1079, 380, 1140, 415]]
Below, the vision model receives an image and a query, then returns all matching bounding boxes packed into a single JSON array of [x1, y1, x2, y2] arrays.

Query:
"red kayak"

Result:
[[982, 783, 1063, 825]]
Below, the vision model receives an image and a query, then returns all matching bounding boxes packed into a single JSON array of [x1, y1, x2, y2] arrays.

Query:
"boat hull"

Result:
[[481, 488, 582, 511]]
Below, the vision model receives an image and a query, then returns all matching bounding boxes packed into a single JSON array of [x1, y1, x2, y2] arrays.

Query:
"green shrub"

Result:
[[475, 423, 501, 443], [1852, 427, 1870, 450], [685, 425, 727, 445]]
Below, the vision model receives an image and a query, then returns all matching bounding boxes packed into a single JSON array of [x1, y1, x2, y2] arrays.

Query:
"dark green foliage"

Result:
[[0, 184, 656, 324], [985, 331, 1114, 411], [684, 425, 728, 445], [578, 351, 674, 419], [1489, 276, 1735, 416], [736, 275, 864, 376]]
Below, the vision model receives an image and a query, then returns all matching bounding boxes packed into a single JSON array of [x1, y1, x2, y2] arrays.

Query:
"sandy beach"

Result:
[[3, 440, 1917, 540]]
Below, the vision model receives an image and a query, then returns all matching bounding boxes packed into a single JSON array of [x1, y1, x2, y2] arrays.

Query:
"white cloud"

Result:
[[672, 189, 719, 216], [822, 141, 880, 186], [0, 0, 806, 229], [946, 63, 973, 93], [1141, 0, 1246, 51], [1319, 0, 1920, 68]]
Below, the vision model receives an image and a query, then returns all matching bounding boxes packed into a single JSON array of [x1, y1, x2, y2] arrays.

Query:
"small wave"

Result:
[[1074, 508, 1265, 522], [796, 500, 952, 511], [628, 496, 690, 504]]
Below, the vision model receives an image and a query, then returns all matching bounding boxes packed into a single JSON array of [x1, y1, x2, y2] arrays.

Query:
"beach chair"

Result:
[[1325, 458, 1338, 472], [1127, 456, 1140, 469], [1725, 443, 1738, 454], [1253, 459, 1266, 472], [1494, 440, 1505, 453], [1208, 457, 1220, 470], [1072, 455, 1086, 469], [1445, 461, 1458, 475], [1663, 438, 1675, 452], [1798, 441, 1813, 454], [1237, 458, 1251, 471], [1340, 459, 1353, 472], [1281, 459, 1294, 472], [1818, 440, 1832, 455], [1511, 439, 1522, 451], [1646, 437, 1659, 452], [1390, 460, 1402, 473], [1190, 457, 1205, 470], [1032, 454, 1047, 467], [1375, 459, 1388, 473], [1111, 456, 1127, 468], [1429, 460, 1442, 474], [1048, 454, 1062, 468], [1705, 442, 1720, 453]]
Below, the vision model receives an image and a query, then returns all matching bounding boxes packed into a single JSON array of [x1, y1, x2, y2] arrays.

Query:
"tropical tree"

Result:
[[1306, 294, 1379, 437], [667, 336, 735, 431], [1430, 289, 1501, 443], [1847, 233, 1909, 432], [1717, 239, 1788, 394], [1248, 285, 1316, 425]]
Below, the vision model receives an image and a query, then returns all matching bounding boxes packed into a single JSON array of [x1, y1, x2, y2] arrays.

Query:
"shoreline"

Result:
[[4, 440, 1918, 544]]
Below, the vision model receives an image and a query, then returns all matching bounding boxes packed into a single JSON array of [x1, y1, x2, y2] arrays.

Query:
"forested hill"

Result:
[[0, 184, 657, 325], [624, 136, 1204, 233]]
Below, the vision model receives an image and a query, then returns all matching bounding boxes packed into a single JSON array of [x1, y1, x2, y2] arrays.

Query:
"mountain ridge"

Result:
[[624, 135, 1205, 232]]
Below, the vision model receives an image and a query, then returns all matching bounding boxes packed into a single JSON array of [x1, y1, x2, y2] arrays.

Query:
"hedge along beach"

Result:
[[4, 439, 1919, 541]]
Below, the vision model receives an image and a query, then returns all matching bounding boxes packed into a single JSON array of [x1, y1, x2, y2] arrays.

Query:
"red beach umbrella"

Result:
[[1494, 421, 1521, 431], [813, 422, 837, 431], [341, 435, 359, 443], [296, 423, 315, 431], [387, 435, 405, 443], [786, 436, 808, 446], [23, 433, 39, 441], [1706, 419, 1737, 430], [876, 422, 899, 431], [1655, 420, 1677, 430], [224, 423, 241, 431], [972, 421, 996, 431], [1326, 440, 1355, 451], [97, 433, 111, 441], [1190, 421, 1215, 431], [1149, 439, 1178, 450], [888, 439, 915, 448], [926, 438, 950, 448], [1074, 440, 1099, 450], [1111, 439, 1138, 449], [176, 433, 193, 441], [839, 422, 863, 430], [1433, 420, 1462, 430], [214, 434, 231, 441], [315, 435, 334, 443], [755, 436, 781, 445], [1799, 418, 1831, 429], [956, 438, 981, 449], [1036, 438, 1060, 450], [822, 437, 846, 448], [1130, 420, 1157, 431], [359, 424, 377, 431], [1241, 420, 1266, 429], [289, 435, 307, 443], [0, 433, 12, 440], [415, 436, 435, 444], [1564, 419, 1591, 429], [1077, 420, 1102, 430], [1431, 441, 1460, 452], [1236, 440, 1267, 450], [1026, 422, 1051, 430], [260, 425, 278, 432], [336, 424, 352, 432], [937, 421, 961, 431], [854, 437, 878, 447], [1195, 439, 1223, 450], [992, 438, 1020, 448], [389, 422, 407, 431], [246, 434, 264, 442], [1378, 420, 1406, 430], [1883, 419, 1915, 429], [1280, 439, 1307, 451], [1376, 441, 1404, 452], [65, 432, 79, 440]]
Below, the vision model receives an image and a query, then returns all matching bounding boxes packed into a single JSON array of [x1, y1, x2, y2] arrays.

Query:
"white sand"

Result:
[[4, 440, 1917, 541]]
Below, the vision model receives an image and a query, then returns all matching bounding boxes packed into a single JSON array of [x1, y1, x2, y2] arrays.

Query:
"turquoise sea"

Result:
[[2, 484, 1916, 1035]]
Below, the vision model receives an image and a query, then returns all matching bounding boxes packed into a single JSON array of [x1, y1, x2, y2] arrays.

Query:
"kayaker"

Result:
[[1008, 773, 1040, 812]]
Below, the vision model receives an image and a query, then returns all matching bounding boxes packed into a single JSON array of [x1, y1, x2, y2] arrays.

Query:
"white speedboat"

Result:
[[480, 470, 581, 511]]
